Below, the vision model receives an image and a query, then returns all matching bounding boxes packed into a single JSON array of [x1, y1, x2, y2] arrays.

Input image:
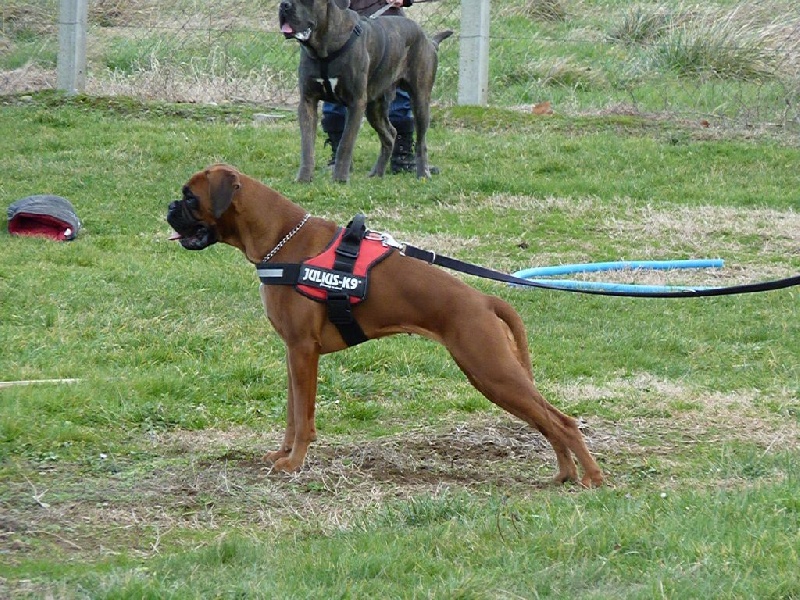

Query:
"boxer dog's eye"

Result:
[[182, 189, 201, 215]]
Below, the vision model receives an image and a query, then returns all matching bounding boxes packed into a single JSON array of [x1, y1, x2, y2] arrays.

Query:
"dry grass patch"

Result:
[[499, 0, 568, 22], [1, 1, 55, 36], [555, 375, 800, 480], [610, 2, 800, 81], [495, 195, 798, 279], [86, 62, 297, 104], [555, 374, 798, 434], [602, 203, 800, 266], [0, 64, 55, 94], [375, 195, 798, 284]]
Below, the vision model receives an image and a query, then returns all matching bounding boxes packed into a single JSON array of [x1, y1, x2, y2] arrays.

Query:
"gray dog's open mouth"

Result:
[[281, 22, 312, 41], [279, 8, 313, 42]]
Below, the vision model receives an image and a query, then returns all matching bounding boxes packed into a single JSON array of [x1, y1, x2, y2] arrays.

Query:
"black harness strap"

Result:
[[327, 214, 368, 346], [302, 23, 363, 101]]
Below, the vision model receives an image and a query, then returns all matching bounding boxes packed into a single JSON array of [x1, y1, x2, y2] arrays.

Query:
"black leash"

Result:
[[401, 244, 800, 298]]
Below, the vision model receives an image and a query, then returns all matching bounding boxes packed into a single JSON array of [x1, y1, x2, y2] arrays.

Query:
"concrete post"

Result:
[[57, 0, 88, 94], [458, 0, 490, 106]]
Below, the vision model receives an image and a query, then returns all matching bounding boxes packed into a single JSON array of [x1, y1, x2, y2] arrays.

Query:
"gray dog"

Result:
[[279, 0, 452, 182]]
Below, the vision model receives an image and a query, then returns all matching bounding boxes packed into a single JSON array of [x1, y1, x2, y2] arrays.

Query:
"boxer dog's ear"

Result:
[[207, 166, 241, 218]]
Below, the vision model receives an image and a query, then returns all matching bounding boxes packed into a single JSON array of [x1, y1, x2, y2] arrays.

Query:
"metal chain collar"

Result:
[[260, 213, 311, 263]]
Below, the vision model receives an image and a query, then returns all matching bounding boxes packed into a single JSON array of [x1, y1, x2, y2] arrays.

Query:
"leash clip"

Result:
[[375, 231, 404, 250]]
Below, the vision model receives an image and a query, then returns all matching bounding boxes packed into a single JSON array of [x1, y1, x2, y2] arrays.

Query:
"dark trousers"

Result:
[[321, 90, 413, 134]]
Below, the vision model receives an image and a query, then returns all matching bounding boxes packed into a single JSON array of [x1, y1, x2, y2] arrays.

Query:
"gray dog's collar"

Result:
[[301, 22, 363, 62]]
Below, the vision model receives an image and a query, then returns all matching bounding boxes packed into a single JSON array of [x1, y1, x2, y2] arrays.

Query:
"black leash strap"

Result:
[[402, 245, 800, 298]]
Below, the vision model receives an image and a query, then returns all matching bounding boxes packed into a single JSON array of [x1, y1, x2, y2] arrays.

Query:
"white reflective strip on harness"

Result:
[[257, 267, 287, 279]]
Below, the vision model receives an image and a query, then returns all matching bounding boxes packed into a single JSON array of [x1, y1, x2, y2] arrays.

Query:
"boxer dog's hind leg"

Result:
[[441, 300, 603, 486], [530, 385, 603, 486], [487, 298, 602, 486], [271, 342, 321, 472]]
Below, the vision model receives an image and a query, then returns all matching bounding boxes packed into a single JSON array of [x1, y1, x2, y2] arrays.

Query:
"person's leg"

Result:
[[321, 102, 347, 167], [389, 91, 439, 174], [388, 91, 415, 174]]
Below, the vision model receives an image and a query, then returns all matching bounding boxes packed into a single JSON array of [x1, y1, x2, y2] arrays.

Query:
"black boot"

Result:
[[390, 122, 440, 175], [322, 112, 346, 169], [324, 130, 343, 168], [390, 124, 416, 174]]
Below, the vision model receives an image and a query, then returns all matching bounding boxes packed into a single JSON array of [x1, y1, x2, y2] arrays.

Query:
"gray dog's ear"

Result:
[[332, 0, 350, 10], [207, 166, 241, 218]]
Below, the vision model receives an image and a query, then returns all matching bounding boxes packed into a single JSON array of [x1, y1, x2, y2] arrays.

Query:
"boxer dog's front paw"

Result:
[[272, 455, 304, 473], [264, 447, 290, 463], [581, 471, 605, 488]]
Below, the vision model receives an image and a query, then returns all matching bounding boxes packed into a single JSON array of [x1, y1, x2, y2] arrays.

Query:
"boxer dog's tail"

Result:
[[490, 297, 535, 381], [432, 30, 454, 49]]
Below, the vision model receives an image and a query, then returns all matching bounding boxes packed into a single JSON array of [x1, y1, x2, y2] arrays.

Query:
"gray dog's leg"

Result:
[[365, 94, 396, 178], [332, 102, 367, 183], [297, 98, 318, 183], [411, 93, 431, 178]]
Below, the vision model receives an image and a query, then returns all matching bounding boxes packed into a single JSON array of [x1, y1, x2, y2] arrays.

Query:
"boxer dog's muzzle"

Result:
[[166, 187, 218, 250]]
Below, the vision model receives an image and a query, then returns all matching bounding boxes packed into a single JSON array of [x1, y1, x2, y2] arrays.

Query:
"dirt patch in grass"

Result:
[[3, 388, 797, 566], [1, 417, 560, 564]]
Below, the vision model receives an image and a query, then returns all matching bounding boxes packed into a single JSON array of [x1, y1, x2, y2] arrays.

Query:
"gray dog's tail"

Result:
[[432, 30, 454, 49]]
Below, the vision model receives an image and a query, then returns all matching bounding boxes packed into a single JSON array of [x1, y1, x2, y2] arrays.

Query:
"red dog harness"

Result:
[[256, 215, 394, 346]]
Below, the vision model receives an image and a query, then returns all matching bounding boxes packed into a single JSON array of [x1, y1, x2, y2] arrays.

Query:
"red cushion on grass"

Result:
[[8, 212, 75, 241], [7, 194, 81, 241]]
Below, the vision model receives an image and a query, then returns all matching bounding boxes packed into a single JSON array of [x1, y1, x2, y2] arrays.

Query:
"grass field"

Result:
[[1, 91, 798, 597]]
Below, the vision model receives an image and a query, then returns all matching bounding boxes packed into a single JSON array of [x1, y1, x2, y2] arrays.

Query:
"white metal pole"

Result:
[[57, 0, 88, 94], [458, 0, 490, 106]]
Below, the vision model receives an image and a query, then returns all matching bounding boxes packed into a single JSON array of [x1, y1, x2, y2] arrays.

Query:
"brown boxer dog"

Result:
[[167, 164, 604, 487]]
